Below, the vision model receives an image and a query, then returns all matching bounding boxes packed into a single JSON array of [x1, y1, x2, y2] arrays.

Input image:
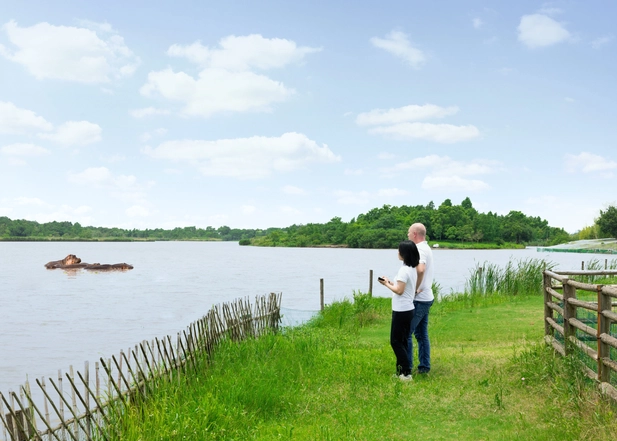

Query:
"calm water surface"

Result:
[[0, 241, 611, 393]]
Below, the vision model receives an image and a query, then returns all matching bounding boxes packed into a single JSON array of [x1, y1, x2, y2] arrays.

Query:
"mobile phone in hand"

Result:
[[378, 276, 385, 282]]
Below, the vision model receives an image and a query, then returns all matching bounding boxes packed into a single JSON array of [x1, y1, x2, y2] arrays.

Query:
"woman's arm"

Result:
[[379, 277, 406, 295]]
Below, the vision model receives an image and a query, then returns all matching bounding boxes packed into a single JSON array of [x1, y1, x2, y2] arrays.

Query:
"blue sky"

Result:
[[0, 1, 615, 233]]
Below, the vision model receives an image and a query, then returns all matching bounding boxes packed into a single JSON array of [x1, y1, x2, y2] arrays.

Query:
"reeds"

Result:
[[464, 258, 554, 297]]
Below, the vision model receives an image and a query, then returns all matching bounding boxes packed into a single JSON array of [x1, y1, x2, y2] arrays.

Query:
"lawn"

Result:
[[105, 291, 617, 440]]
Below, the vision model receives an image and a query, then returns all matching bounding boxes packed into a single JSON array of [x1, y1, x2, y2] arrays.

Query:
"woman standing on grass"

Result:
[[378, 240, 420, 381]]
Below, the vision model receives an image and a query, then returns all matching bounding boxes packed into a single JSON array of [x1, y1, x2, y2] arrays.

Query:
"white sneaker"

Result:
[[399, 374, 413, 381]]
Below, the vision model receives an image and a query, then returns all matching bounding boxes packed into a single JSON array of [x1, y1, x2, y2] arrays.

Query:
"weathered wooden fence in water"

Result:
[[543, 269, 617, 401], [0, 292, 282, 441]]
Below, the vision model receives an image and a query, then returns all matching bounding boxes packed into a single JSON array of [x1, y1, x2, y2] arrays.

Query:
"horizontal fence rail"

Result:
[[0, 292, 282, 441], [543, 269, 617, 401]]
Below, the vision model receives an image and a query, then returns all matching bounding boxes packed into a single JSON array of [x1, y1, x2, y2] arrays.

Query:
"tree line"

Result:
[[0, 216, 271, 242], [248, 197, 571, 248], [3, 198, 615, 248]]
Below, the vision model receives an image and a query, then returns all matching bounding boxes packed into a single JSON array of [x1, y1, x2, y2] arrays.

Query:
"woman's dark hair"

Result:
[[398, 240, 420, 268]]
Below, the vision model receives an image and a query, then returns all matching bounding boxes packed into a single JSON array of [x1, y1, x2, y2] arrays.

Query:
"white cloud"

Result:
[[67, 167, 153, 203], [517, 14, 571, 48], [388, 155, 499, 193], [39, 121, 102, 147], [140, 128, 167, 142], [208, 214, 228, 225], [14, 203, 94, 225], [538, 7, 563, 16], [356, 104, 458, 126], [497, 67, 515, 75], [280, 206, 301, 215], [335, 190, 371, 205], [591, 35, 613, 49], [105, 154, 126, 163], [358, 104, 479, 143], [282, 185, 307, 195], [368, 122, 480, 143], [0, 20, 140, 83], [140, 67, 294, 117], [140, 34, 318, 118], [167, 34, 321, 70], [421, 175, 490, 191], [370, 30, 426, 69], [130, 107, 171, 118], [73, 205, 92, 215], [241, 205, 256, 215], [126, 205, 150, 217], [76, 20, 116, 34], [14, 197, 51, 207], [344, 168, 364, 175], [142, 132, 341, 179], [564, 152, 617, 176], [1, 143, 50, 157], [473, 18, 483, 29], [564, 97, 575, 103], [0, 101, 53, 134], [392, 155, 499, 175], [377, 188, 409, 197]]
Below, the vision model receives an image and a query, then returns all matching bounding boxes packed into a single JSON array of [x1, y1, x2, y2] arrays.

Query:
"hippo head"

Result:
[[63, 254, 82, 265]]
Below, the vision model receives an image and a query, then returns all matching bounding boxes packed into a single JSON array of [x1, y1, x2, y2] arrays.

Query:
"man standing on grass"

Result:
[[407, 223, 434, 374]]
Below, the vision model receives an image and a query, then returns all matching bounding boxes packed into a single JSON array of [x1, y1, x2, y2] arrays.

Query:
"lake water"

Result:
[[0, 241, 613, 394]]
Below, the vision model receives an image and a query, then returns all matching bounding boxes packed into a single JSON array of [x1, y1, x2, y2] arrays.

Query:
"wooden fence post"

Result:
[[598, 284, 611, 383], [320, 278, 324, 311], [369, 270, 373, 297], [562, 278, 576, 355], [543, 271, 553, 338]]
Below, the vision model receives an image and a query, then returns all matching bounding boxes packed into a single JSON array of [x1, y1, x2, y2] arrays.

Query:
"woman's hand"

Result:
[[380, 277, 405, 295]]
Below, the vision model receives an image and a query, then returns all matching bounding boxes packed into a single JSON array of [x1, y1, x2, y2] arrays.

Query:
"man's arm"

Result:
[[415, 263, 426, 293]]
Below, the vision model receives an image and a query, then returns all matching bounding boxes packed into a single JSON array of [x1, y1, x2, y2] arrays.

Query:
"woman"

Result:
[[378, 240, 420, 381]]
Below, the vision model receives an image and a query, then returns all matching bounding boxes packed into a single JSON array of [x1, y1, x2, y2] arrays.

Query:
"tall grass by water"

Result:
[[464, 257, 553, 297], [101, 259, 617, 440]]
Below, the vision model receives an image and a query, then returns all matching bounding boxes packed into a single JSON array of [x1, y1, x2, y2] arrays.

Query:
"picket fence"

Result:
[[0, 292, 282, 441]]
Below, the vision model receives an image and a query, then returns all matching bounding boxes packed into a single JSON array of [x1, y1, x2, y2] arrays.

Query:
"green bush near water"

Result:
[[103, 259, 617, 440]]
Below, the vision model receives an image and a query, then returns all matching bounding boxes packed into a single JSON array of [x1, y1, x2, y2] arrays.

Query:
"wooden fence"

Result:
[[0, 292, 282, 441], [543, 269, 617, 400]]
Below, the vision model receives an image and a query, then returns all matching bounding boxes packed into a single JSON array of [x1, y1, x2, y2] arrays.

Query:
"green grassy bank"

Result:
[[105, 288, 617, 440]]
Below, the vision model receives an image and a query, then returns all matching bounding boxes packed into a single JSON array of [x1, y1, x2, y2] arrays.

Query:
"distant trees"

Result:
[[0, 197, 575, 248], [597, 205, 617, 239], [250, 198, 571, 248], [0, 216, 268, 242]]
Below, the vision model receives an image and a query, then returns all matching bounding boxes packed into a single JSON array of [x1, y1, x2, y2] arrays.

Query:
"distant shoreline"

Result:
[[0, 238, 223, 242]]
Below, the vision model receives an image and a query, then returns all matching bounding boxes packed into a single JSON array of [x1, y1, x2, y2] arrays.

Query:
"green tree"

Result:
[[461, 197, 473, 210], [597, 205, 617, 238]]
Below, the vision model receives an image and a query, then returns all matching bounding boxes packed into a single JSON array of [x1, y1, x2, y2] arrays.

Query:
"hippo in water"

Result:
[[85, 263, 134, 271], [44, 254, 84, 269], [44, 255, 133, 271]]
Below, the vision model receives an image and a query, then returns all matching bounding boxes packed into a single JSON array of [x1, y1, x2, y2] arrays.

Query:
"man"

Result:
[[407, 223, 434, 374]]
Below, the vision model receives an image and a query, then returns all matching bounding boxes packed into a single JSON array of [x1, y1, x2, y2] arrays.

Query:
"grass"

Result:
[[102, 310, 617, 439], [101, 260, 617, 440]]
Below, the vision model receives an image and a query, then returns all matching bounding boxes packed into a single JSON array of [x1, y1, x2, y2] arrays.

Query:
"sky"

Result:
[[0, 1, 616, 234]]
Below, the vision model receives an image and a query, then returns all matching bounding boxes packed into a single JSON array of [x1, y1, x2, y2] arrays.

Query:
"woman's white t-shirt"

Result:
[[392, 264, 416, 312]]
